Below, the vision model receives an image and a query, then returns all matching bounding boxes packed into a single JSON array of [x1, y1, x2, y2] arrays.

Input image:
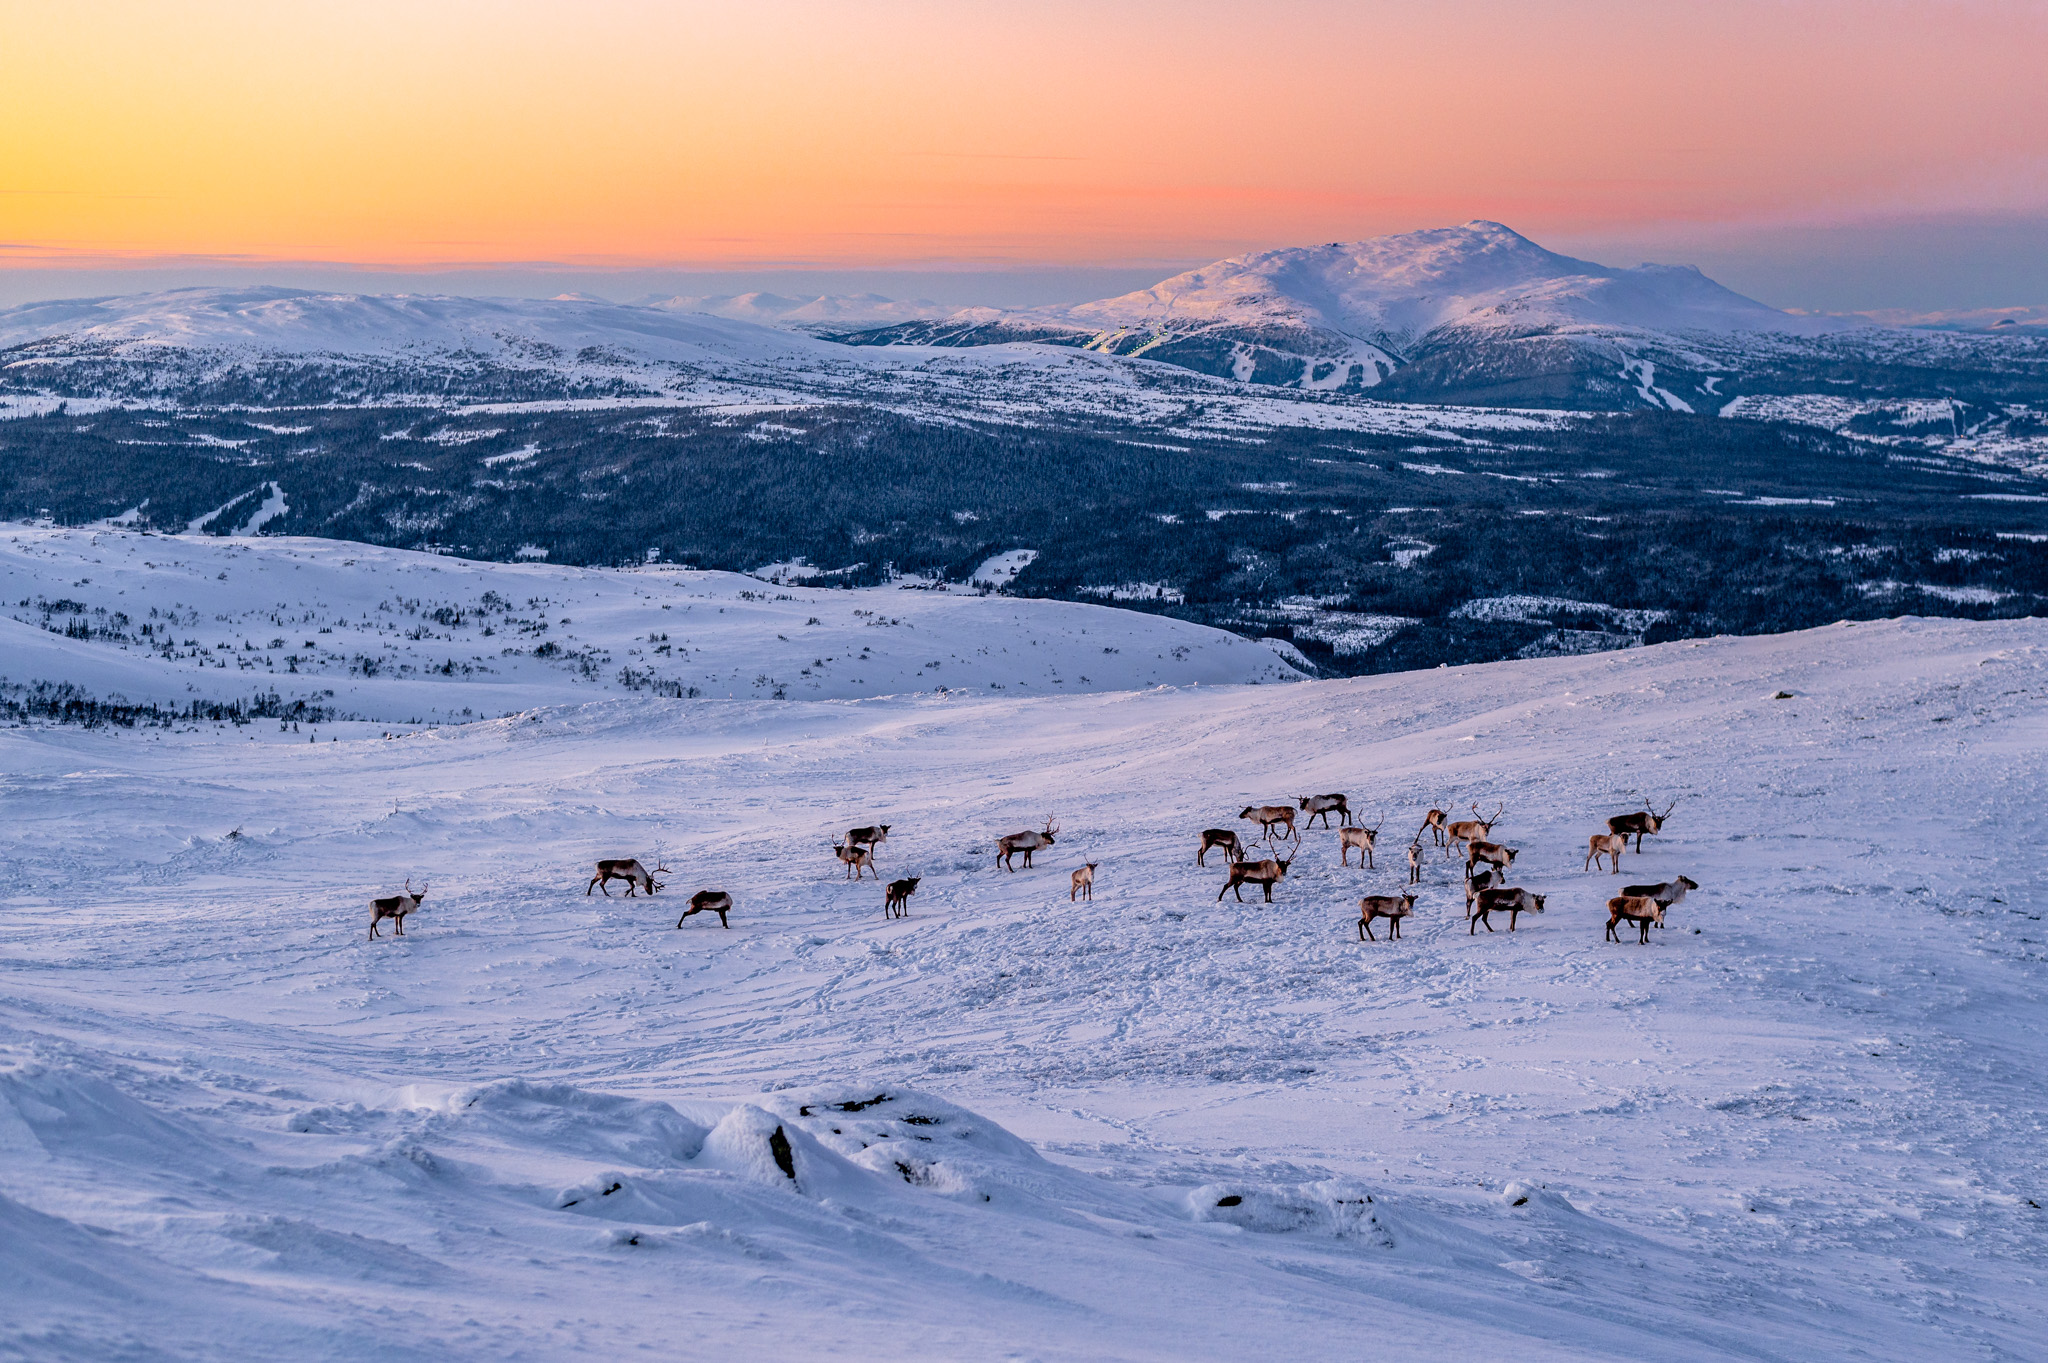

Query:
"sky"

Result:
[[3, 0, 2045, 311]]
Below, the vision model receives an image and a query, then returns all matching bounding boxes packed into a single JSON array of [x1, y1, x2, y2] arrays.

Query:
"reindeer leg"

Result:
[[1366, 848, 1375, 870], [718, 910, 729, 929]]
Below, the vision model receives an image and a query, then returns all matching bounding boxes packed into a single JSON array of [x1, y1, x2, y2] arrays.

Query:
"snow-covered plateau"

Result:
[[2, 538, 2044, 1359], [0, 526, 1302, 723]]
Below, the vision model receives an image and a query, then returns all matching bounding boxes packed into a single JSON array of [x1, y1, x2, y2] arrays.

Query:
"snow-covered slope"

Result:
[[2, 615, 2043, 1358], [1061, 221, 1831, 353], [0, 524, 1303, 722], [0, 286, 840, 365]]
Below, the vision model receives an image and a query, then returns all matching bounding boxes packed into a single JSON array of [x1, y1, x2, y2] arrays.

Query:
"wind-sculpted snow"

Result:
[[0, 524, 1303, 722], [2, 614, 2044, 1358]]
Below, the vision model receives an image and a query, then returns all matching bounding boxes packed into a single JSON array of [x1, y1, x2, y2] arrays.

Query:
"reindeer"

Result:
[[1608, 798, 1678, 854], [847, 824, 891, 860], [1606, 894, 1664, 944], [884, 877, 920, 918], [587, 858, 669, 897], [1585, 833, 1627, 874], [1621, 874, 1699, 928], [367, 879, 426, 940], [677, 890, 732, 929], [1338, 815, 1384, 869], [1357, 892, 1417, 941], [1407, 841, 1425, 886], [1464, 864, 1508, 916], [1070, 863, 1098, 902], [1471, 887, 1545, 934], [1217, 852, 1295, 903], [832, 842, 877, 880], [1465, 840, 1518, 877], [1240, 804, 1297, 842], [1197, 828, 1246, 867], [1418, 804, 1450, 849], [1444, 803, 1504, 860], [996, 817, 1058, 871], [1297, 793, 1353, 830]]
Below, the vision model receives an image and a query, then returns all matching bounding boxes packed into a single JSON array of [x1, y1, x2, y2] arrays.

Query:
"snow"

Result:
[[969, 548, 1038, 589], [2, 613, 2044, 1358], [954, 221, 1838, 359], [0, 285, 1584, 443], [0, 527, 1303, 722]]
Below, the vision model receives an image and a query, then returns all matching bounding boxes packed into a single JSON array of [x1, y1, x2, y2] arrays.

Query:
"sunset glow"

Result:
[[5, 0, 2047, 270]]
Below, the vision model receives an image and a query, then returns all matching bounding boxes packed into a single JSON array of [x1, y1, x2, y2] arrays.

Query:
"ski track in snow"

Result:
[[2, 608, 2046, 1359]]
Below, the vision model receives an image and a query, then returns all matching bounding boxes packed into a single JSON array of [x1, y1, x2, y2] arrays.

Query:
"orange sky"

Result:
[[4, 0, 2045, 270]]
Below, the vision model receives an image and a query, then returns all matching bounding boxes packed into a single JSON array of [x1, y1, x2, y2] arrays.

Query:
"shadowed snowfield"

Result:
[[3, 603, 2045, 1359]]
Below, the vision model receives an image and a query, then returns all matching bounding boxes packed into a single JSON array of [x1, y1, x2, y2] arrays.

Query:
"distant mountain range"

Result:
[[2, 223, 2043, 421], [830, 221, 2048, 410]]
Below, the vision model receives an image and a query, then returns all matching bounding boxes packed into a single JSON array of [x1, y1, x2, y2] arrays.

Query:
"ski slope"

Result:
[[2, 614, 2045, 1360], [0, 525, 1303, 722]]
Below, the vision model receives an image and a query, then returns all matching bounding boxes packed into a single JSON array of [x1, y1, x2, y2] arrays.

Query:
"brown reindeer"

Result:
[[1407, 841, 1425, 886], [1338, 817, 1383, 869], [1070, 863, 1098, 902], [1444, 803, 1504, 860], [1357, 892, 1417, 941], [1606, 893, 1664, 944], [1621, 874, 1698, 929], [587, 859, 669, 897], [1608, 799, 1678, 854], [1471, 887, 1545, 934], [1418, 803, 1451, 849], [1585, 833, 1627, 874], [832, 842, 876, 880], [1240, 804, 1297, 841], [1465, 840, 1518, 876], [1297, 793, 1353, 830], [996, 817, 1058, 871], [367, 879, 426, 940], [1197, 828, 1246, 867], [884, 877, 920, 918], [847, 824, 891, 860], [1217, 852, 1295, 903], [677, 890, 732, 929]]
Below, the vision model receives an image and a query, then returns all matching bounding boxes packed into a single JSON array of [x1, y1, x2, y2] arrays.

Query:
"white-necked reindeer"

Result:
[[1608, 798, 1678, 854], [1338, 810, 1386, 869], [1070, 862, 1098, 902], [1407, 840, 1425, 885], [1297, 793, 1353, 830], [587, 859, 668, 897], [1444, 803, 1505, 861], [1357, 893, 1417, 941], [847, 824, 890, 860], [1418, 802, 1451, 850], [367, 879, 426, 940], [996, 817, 1058, 871]]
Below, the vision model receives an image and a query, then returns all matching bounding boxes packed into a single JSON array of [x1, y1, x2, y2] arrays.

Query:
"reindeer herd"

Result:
[[365, 791, 1692, 949]]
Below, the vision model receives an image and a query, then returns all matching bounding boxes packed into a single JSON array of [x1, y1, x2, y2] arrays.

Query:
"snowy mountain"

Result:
[[3, 601, 2043, 1357], [833, 222, 2048, 410]]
